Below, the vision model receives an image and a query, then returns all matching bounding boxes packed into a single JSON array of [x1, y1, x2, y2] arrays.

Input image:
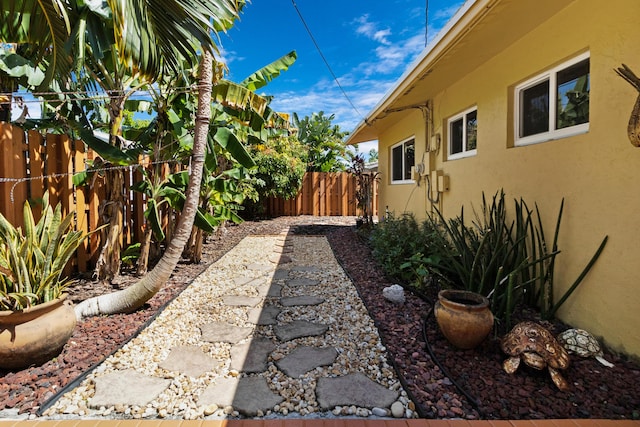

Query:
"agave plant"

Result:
[[0, 194, 90, 310]]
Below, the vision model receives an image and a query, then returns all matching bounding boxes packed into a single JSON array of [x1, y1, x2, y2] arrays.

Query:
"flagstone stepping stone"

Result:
[[274, 320, 329, 341], [256, 283, 273, 297], [266, 283, 283, 297], [198, 376, 238, 407], [270, 254, 292, 264], [200, 322, 252, 344], [316, 373, 399, 409], [158, 345, 218, 378], [233, 276, 257, 286], [222, 295, 262, 307], [285, 277, 319, 287], [200, 377, 284, 417], [273, 269, 290, 280], [247, 305, 280, 325], [232, 377, 284, 416], [230, 338, 276, 373], [280, 295, 325, 307], [246, 263, 272, 271], [290, 265, 321, 273], [276, 346, 338, 377], [89, 369, 170, 408]]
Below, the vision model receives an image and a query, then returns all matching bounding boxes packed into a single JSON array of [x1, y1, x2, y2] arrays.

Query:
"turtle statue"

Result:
[[500, 321, 571, 391], [557, 328, 615, 368]]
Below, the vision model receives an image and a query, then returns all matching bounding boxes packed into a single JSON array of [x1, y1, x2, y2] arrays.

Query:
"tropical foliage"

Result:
[[0, 195, 91, 310], [349, 154, 378, 226], [293, 111, 351, 172], [369, 191, 608, 331]]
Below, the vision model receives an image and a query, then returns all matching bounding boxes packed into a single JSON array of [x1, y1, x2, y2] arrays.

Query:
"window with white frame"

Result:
[[448, 107, 477, 159], [391, 137, 415, 183], [515, 52, 590, 146]]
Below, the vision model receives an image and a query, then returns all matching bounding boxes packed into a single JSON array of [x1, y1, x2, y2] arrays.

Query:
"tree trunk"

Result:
[[75, 52, 214, 319], [94, 168, 125, 281], [136, 225, 153, 276], [94, 93, 127, 281]]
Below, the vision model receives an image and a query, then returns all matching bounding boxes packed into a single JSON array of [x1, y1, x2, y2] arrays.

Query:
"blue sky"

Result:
[[218, 0, 465, 153]]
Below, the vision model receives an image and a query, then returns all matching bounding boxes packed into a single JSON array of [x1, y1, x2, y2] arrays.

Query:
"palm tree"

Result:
[[73, 0, 245, 318], [75, 50, 216, 317], [62, 0, 247, 281], [0, 1, 72, 121], [1, 0, 246, 317]]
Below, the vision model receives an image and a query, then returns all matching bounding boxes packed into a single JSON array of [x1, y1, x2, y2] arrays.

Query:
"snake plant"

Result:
[[0, 194, 90, 310]]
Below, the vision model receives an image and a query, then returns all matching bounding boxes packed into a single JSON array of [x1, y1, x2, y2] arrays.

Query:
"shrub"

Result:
[[369, 212, 439, 288], [423, 190, 607, 330]]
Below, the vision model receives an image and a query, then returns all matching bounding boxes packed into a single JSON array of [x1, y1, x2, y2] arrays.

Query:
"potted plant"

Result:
[[425, 191, 606, 348], [425, 191, 528, 347], [0, 194, 91, 370]]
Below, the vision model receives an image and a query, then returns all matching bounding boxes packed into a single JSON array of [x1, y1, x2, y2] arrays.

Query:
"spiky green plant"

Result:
[[0, 194, 91, 310]]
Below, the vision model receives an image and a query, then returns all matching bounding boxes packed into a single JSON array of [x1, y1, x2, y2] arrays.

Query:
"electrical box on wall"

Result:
[[438, 174, 450, 192], [429, 133, 441, 153], [430, 170, 442, 200]]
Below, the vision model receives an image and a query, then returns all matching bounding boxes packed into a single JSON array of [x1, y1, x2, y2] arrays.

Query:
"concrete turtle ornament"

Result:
[[500, 321, 571, 391], [557, 328, 615, 368]]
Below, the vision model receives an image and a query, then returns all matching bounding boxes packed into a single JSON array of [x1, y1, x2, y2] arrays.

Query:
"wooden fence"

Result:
[[263, 172, 378, 217], [0, 124, 160, 272], [0, 124, 377, 273]]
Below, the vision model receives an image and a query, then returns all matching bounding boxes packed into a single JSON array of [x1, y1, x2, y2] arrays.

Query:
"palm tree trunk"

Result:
[[75, 51, 214, 319]]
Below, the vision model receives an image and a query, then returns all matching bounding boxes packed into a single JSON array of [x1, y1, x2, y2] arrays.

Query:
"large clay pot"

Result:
[[0, 295, 76, 370], [434, 289, 494, 350]]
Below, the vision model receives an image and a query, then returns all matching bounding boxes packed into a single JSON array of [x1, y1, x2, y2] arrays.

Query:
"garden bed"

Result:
[[1, 217, 639, 419]]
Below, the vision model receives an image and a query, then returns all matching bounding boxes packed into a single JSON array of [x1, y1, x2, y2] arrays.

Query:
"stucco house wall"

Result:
[[349, 0, 640, 357]]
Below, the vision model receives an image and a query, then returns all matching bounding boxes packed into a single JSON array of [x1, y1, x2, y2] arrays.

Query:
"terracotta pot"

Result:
[[434, 289, 494, 350], [0, 295, 76, 370]]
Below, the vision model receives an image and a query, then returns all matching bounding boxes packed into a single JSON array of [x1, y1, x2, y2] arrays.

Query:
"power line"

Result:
[[290, 0, 365, 122], [0, 85, 200, 103], [425, 0, 429, 47]]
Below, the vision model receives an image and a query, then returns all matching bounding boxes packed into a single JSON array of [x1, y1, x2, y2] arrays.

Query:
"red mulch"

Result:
[[1, 217, 639, 419]]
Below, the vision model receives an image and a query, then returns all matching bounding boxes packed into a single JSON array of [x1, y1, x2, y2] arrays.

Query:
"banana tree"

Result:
[[128, 51, 297, 269]]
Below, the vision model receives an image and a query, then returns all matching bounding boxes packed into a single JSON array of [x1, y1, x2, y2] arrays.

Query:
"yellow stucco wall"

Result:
[[377, 0, 640, 357]]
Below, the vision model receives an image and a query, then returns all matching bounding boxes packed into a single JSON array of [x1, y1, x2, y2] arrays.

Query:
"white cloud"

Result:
[[358, 33, 425, 77], [353, 14, 392, 45], [215, 45, 244, 73], [269, 74, 395, 136], [270, 3, 465, 139]]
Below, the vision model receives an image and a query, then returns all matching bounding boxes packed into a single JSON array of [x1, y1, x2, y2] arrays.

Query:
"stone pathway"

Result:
[[44, 229, 413, 420]]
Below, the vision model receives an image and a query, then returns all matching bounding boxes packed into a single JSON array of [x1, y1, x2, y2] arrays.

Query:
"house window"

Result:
[[515, 52, 590, 146], [448, 107, 477, 159], [391, 137, 415, 183]]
